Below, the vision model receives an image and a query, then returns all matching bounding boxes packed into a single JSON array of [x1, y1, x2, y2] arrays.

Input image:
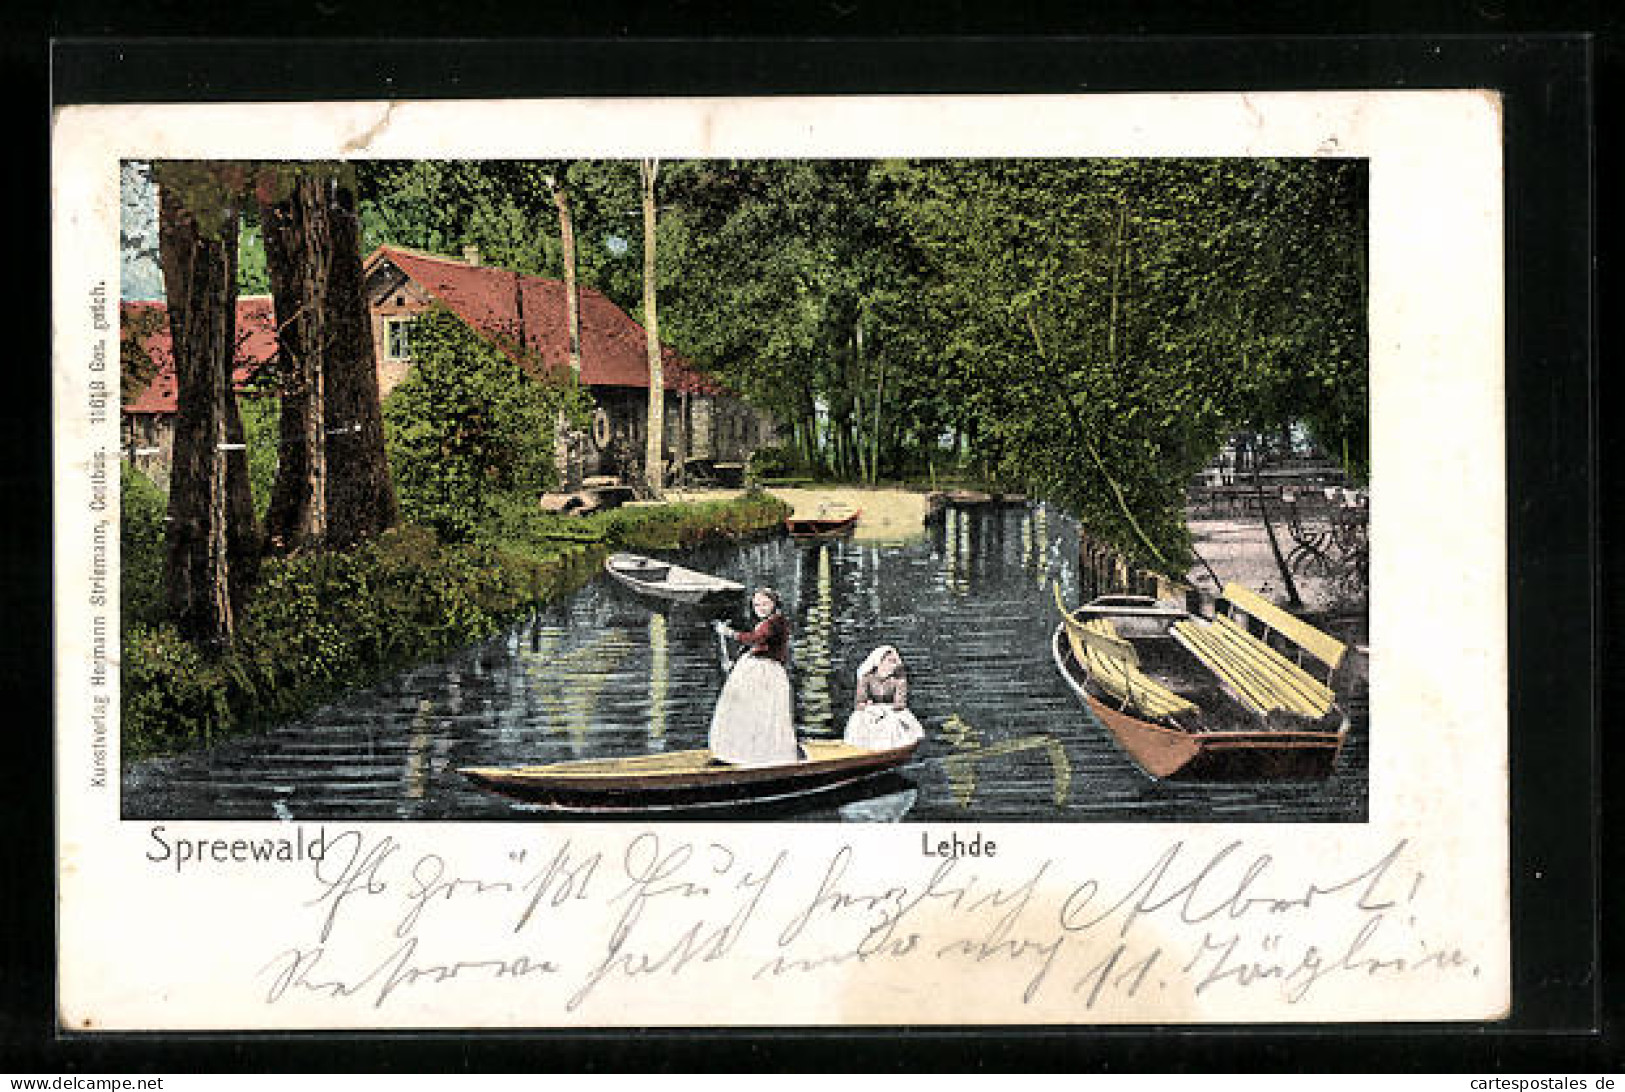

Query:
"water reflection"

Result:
[[939, 713, 1072, 809], [123, 503, 1367, 823], [797, 543, 837, 737], [403, 698, 434, 800], [648, 612, 667, 743]]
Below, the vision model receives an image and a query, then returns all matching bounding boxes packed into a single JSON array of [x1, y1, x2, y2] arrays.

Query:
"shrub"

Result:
[[120, 463, 167, 629], [747, 444, 802, 480], [122, 624, 231, 755], [383, 308, 590, 542], [238, 394, 280, 521]]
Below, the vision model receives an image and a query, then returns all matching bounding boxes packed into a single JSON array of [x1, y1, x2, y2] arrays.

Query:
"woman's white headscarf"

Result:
[[856, 645, 901, 684]]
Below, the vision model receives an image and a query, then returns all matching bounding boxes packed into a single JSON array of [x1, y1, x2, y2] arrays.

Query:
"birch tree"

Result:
[[640, 158, 665, 493]]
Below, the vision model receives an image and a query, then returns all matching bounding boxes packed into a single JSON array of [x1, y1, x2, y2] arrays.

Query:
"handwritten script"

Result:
[[256, 830, 1479, 1017]]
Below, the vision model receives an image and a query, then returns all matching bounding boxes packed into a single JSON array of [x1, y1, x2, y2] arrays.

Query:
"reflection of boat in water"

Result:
[[1051, 584, 1349, 781], [603, 552, 745, 604], [837, 784, 918, 822], [786, 504, 860, 539], [459, 739, 919, 812]]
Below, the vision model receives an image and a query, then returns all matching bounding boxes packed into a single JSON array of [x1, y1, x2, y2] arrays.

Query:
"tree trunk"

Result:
[[679, 386, 690, 482], [800, 395, 819, 468], [223, 395, 259, 614], [317, 170, 397, 547], [870, 356, 885, 485], [156, 169, 254, 649], [640, 159, 665, 494], [1250, 436, 1304, 608], [553, 182, 583, 379], [552, 177, 583, 488], [259, 167, 396, 552], [258, 180, 326, 553]]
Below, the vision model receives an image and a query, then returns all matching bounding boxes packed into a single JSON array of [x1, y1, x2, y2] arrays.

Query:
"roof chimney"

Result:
[[462, 245, 481, 267]]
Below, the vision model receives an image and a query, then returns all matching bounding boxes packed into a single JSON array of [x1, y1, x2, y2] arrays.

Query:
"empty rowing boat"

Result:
[[604, 552, 745, 604], [786, 504, 860, 539], [1051, 583, 1349, 781], [459, 738, 920, 811]]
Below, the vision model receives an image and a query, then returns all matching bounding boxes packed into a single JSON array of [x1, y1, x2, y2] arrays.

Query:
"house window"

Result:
[[384, 317, 412, 361]]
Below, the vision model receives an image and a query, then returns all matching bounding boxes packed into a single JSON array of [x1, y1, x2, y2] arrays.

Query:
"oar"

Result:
[[713, 619, 734, 675]]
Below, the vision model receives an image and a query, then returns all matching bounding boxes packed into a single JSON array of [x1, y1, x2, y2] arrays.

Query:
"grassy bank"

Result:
[[121, 486, 790, 761]]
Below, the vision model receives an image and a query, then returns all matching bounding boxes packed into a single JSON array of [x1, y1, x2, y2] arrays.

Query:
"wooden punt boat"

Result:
[[459, 739, 920, 811], [786, 504, 861, 539], [1051, 584, 1349, 781], [604, 552, 745, 604]]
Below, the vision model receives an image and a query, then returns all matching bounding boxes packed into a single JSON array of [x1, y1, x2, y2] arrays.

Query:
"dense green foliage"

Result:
[[745, 444, 807, 482], [652, 158, 1367, 566], [117, 304, 167, 402], [355, 160, 647, 310], [121, 493, 790, 759], [236, 211, 271, 295], [238, 395, 280, 521], [120, 463, 168, 629], [887, 159, 1367, 566], [383, 308, 588, 542]]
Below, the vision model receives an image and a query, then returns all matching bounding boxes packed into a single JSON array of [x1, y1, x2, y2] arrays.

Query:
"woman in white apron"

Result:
[[843, 645, 924, 749], [709, 588, 799, 765]]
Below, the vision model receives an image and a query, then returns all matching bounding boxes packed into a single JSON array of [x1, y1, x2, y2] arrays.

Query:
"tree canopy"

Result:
[[164, 156, 1365, 572], [650, 157, 1366, 564]]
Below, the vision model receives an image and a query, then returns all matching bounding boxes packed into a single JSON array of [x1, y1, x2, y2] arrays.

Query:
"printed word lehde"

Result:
[[920, 830, 997, 858], [146, 824, 331, 873]]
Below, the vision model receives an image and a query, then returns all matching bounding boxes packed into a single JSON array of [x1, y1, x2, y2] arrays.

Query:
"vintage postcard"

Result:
[[53, 93, 1507, 1028]]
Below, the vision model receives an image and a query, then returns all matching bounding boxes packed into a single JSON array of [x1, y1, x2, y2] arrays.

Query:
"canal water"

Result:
[[123, 505, 1368, 823]]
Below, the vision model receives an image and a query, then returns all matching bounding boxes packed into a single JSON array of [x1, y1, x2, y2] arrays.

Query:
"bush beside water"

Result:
[[121, 492, 790, 761]]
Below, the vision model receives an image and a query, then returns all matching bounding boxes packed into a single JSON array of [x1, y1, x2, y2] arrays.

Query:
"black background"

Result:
[[3, 14, 1612, 1074]]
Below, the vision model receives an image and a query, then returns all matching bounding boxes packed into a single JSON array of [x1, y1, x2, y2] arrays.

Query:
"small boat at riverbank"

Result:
[[604, 552, 745, 604], [459, 739, 920, 811], [786, 504, 860, 539], [538, 484, 637, 516], [1051, 584, 1349, 781]]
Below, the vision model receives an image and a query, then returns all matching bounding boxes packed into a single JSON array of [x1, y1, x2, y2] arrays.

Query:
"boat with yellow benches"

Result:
[[1051, 583, 1350, 781]]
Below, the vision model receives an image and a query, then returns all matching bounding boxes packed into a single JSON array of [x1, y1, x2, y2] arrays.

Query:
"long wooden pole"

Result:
[[641, 158, 664, 495]]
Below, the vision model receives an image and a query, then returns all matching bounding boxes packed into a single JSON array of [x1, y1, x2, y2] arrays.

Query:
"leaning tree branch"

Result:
[[1024, 311, 1193, 582]]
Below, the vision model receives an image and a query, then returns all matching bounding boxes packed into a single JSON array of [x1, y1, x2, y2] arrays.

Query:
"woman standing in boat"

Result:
[[844, 645, 925, 749], [709, 588, 799, 765]]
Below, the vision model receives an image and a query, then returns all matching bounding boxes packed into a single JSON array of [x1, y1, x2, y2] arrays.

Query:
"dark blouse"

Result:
[[855, 671, 909, 710], [733, 612, 790, 663]]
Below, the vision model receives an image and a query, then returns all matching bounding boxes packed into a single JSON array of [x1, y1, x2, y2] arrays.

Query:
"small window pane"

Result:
[[386, 319, 410, 360]]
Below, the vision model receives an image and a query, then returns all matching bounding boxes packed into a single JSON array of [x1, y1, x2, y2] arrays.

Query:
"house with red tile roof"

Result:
[[365, 245, 772, 483], [122, 247, 774, 485], [120, 296, 278, 475]]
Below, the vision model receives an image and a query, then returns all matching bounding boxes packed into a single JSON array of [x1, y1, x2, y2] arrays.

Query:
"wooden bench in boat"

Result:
[[1063, 612, 1197, 722], [1170, 583, 1346, 719]]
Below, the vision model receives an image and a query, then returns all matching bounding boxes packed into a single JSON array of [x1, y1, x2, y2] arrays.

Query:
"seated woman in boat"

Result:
[[708, 588, 799, 766], [843, 645, 925, 750]]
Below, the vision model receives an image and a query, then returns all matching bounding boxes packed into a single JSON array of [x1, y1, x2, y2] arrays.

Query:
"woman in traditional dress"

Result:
[[708, 588, 799, 765], [843, 645, 925, 749]]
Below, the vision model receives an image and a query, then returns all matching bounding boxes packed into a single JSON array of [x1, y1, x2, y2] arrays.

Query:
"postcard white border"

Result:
[[53, 92, 1507, 1028]]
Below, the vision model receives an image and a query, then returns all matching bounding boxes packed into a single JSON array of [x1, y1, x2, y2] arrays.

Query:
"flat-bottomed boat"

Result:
[[603, 552, 745, 604], [460, 738, 919, 811], [1051, 584, 1350, 781]]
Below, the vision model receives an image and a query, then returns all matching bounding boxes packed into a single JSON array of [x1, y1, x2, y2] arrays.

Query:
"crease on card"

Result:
[[339, 102, 400, 156]]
